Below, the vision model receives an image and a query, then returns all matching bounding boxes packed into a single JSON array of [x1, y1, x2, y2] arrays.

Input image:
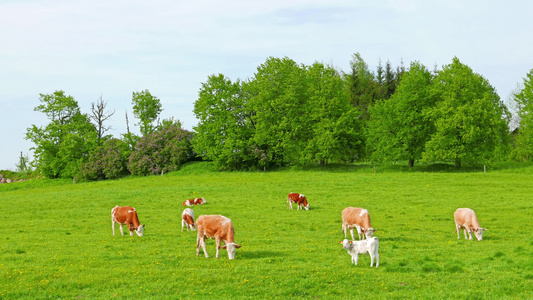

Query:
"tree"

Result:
[[367, 61, 434, 167], [15, 151, 31, 173], [90, 94, 115, 143], [192, 74, 254, 170], [344, 53, 378, 120], [131, 89, 162, 136], [79, 138, 130, 180], [128, 126, 193, 176], [248, 57, 309, 167], [423, 57, 510, 167], [25, 91, 97, 178], [510, 69, 533, 161], [304, 62, 364, 165]]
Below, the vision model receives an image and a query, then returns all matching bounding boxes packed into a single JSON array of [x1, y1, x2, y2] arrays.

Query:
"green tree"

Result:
[[248, 57, 309, 167], [344, 53, 378, 120], [193, 74, 254, 170], [367, 61, 434, 167], [15, 152, 31, 173], [304, 62, 364, 165], [25, 91, 97, 178], [132, 89, 162, 136], [423, 57, 510, 167], [510, 69, 533, 161]]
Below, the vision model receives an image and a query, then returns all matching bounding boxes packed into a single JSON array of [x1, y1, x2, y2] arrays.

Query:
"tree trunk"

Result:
[[408, 159, 414, 168]]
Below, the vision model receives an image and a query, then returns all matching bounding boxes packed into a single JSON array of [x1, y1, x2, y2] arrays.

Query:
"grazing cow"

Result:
[[340, 238, 379, 267], [454, 208, 487, 241], [342, 207, 375, 240], [111, 206, 145, 236], [287, 193, 310, 210], [196, 215, 241, 260], [182, 197, 206, 206], [181, 208, 196, 232]]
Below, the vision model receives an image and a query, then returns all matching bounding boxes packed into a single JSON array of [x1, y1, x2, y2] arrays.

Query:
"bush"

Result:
[[128, 126, 194, 176], [79, 139, 130, 180]]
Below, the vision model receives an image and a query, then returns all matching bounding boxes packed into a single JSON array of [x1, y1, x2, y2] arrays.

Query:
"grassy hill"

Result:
[[2, 162, 533, 298]]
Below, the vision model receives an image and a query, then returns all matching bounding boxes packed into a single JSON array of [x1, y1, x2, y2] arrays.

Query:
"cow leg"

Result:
[[342, 224, 347, 238], [355, 225, 363, 240], [181, 220, 185, 232], [349, 228, 355, 241], [197, 236, 209, 258], [455, 224, 461, 239], [354, 253, 359, 266], [370, 252, 374, 267], [119, 224, 124, 236], [289, 201, 293, 210], [467, 228, 473, 240], [112, 220, 116, 236], [375, 252, 379, 267], [196, 237, 200, 256], [215, 238, 221, 259]]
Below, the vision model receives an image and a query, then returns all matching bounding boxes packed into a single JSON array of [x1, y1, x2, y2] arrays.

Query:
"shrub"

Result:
[[79, 139, 130, 180], [127, 126, 194, 176]]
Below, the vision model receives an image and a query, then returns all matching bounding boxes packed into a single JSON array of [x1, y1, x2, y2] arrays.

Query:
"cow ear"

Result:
[[349, 241, 353, 244], [482, 228, 487, 231], [338, 241, 343, 244], [142, 224, 146, 228], [220, 245, 227, 249], [235, 244, 242, 249]]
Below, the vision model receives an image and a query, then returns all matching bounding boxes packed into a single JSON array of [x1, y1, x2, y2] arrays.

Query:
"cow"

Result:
[[454, 208, 487, 241], [111, 206, 145, 236], [181, 208, 196, 232], [342, 207, 375, 240], [196, 215, 241, 260], [182, 197, 206, 206], [287, 193, 310, 210], [340, 238, 379, 267]]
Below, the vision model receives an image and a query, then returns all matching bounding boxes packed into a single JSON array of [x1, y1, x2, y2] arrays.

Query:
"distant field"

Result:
[[2, 162, 533, 299]]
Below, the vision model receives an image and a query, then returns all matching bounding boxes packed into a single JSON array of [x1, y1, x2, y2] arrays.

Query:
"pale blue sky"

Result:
[[1, 0, 532, 170]]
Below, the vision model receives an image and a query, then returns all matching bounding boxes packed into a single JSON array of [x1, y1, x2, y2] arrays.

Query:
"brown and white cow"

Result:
[[181, 208, 196, 232], [454, 208, 487, 241], [287, 193, 310, 210], [196, 215, 241, 260], [111, 206, 145, 236], [182, 197, 206, 206], [342, 207, 375, 240]]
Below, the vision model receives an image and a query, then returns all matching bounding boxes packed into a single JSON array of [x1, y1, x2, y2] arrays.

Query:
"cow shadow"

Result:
[[238, 250, 283, 260]]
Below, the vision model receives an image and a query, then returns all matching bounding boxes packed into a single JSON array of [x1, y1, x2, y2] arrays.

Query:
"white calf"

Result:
[[340, 238, 379, 267]]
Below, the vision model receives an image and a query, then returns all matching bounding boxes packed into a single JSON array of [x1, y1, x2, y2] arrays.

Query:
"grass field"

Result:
[[2, 162, 533, 299]]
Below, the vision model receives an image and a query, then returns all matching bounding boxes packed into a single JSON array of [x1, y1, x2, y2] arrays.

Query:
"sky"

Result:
[[1, 0, 532, 170]]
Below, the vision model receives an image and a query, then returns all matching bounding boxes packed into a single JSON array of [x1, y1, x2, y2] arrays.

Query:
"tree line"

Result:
[[22, 53, 533, 178]]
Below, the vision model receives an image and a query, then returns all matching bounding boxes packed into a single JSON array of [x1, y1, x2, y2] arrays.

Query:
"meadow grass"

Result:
[[1, 162, 533, 299]]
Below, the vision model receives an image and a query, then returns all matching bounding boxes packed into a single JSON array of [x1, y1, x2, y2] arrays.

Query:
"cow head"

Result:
[[364, 228, 376, 239], [221, 243, 242, 259], [340, 239, 352, 249], [474, 228, 486, 241], [135, 224, 145, 236]]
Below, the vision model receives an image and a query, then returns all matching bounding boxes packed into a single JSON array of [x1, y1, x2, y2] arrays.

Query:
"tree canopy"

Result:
[[25, 91, 97, 178]]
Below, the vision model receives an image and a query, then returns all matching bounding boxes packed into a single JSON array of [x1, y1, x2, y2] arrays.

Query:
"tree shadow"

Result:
[[238, 250, 283, 260]]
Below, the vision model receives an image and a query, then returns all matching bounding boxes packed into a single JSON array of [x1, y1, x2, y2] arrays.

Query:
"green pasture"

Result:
[[2, 162, 533, 299]]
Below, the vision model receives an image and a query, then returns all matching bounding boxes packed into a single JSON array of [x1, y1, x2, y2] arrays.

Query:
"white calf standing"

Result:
[[181, 208, 196, 231], [340, 238, 379, 267]]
